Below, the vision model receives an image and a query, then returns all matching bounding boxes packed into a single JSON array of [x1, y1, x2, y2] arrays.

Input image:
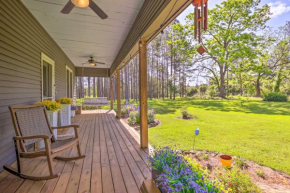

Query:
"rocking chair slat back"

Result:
[[10, 105, 53, 146]]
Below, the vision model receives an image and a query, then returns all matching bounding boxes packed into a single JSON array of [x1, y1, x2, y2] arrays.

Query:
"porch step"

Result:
[[141, 179, 161, 193]]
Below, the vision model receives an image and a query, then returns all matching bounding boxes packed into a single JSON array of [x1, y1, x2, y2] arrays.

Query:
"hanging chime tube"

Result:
[[194, 4, 198, 40], [201, 0, 204, 29], [204, 2, 208, 30], [198, 9, 201, 43]]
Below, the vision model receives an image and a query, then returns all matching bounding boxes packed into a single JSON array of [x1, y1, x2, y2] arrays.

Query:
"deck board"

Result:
[[0, 110, 151, 193]]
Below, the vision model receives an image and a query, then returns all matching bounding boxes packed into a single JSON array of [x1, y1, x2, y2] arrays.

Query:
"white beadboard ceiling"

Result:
[[21, 0, 144, 68]]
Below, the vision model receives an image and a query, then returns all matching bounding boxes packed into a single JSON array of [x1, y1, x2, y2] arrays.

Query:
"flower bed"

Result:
[[121, 103, 156, 125], [149, 147, 224, 193], [149, 147, 264, 193]]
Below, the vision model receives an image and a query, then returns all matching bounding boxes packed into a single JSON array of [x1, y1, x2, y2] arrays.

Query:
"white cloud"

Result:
[[268, 1, 290, 18]]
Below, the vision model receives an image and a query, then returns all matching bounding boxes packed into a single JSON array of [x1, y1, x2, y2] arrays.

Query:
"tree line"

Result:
[[76, 0, 290, 100]]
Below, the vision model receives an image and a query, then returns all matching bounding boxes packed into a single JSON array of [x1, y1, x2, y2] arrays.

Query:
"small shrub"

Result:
[[218, 167, 261, 193], [203, 153, 209, 160], [128, 110, 140, 125], [235, 157, 249, 170], [57, 98, 73, 104], [200, 85, 207, 95], [255, 169, 265, 179], [263, 92, 288, 102], [187, 87, 198, 97], [148, 109, 156, 123], [210, 90, 216, 98], [181, 108, 192, 118], [121, 104, 135, 117]]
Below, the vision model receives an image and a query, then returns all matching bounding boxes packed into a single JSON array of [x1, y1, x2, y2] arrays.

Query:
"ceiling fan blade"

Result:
[[95, 62, 106, 65], [61, 0, 75, 14], [89, 0, 108, 19]]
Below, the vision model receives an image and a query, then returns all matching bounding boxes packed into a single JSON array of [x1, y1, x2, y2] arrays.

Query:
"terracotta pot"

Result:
[[220, 155, 233, 168], [152, 169, 162, 180], [76, 106, 82, 115]]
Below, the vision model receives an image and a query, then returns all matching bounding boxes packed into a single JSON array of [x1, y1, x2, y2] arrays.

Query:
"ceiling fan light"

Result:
[[71, 0, 89, 8], [89, 62, 95, 66]]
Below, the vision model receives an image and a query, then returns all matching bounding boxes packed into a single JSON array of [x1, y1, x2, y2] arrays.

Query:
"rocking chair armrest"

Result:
[[51, 124, 79, 130], [13, 135, 50, 141]]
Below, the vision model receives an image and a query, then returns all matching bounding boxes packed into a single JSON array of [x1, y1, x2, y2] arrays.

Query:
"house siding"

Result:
[[0, 0, 75, 171]]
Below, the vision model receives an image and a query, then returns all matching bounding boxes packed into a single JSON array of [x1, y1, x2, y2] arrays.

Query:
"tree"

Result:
[[185, 0, 270, 97]]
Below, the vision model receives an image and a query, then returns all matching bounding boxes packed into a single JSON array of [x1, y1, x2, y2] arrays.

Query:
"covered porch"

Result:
[[0, 0, 191, 192], [0, 110, 151, 193]]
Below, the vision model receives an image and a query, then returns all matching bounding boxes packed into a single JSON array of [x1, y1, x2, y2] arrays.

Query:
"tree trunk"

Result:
[[255, 75, 261, 97], [219, 66, 225, 98], [170, 45, 173, 99], [173, 55, 176, 100], [273, 67, 284, 93], [239, 73, 243, 96]]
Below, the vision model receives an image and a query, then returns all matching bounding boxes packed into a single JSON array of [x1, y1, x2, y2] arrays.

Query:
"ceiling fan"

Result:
[[83, 56, 106, 66], [61, 0, 108, 19]]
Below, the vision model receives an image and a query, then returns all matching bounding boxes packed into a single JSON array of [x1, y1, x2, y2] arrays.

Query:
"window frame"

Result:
[[41, 53, 55, 101], [66, 66, 73, 98]]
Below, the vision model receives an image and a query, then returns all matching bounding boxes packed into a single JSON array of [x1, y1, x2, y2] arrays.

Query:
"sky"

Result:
[[177, 0, 290, 29]]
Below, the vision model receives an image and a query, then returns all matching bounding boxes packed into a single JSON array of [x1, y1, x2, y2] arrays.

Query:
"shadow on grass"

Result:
[[147, 98, 290, 116]]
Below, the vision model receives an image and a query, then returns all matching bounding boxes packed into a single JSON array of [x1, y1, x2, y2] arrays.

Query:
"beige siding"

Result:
[[0, 0, 75, 170]]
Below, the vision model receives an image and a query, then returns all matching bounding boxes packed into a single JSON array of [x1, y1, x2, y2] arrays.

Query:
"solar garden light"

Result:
[[193, 128, 200, 150]]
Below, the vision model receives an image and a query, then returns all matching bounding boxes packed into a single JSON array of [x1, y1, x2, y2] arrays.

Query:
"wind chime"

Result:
[[192, 0, 208, 55]]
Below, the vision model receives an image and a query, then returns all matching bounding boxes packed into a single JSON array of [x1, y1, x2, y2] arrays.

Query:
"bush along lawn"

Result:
[[149, 147, 261, 193]]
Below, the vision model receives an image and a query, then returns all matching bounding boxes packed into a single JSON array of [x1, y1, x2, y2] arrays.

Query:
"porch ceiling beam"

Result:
[[110, 0, 191, 76], [75, 67, 109, 77]]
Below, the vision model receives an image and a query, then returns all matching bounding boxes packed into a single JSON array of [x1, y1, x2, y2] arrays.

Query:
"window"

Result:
[[66, 66, 73, 98], [41, 53, 55, 101]]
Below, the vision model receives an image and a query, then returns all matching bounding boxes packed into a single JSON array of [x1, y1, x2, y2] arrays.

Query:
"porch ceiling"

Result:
[[21, 0, 144, 69]]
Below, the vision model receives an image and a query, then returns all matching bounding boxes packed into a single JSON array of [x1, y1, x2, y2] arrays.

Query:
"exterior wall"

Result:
[[0, 0, 75, 170]]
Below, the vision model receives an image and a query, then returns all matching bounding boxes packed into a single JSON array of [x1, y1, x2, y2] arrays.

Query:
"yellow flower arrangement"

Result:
[[37, 100, 61, 112], [56, 98, 73, 104]]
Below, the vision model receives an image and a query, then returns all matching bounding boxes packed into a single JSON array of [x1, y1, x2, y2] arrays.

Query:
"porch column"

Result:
[[110, 77, 113, 110], [139, 41, 148, 148], [116, 69, 121, 119]]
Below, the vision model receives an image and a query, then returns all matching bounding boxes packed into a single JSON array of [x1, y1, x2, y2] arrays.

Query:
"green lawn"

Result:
[[104, 97, 290, 174], [146, 98, 290, 174]]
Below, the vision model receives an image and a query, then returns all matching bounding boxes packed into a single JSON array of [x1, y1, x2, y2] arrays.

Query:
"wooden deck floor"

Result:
[[0, 110, 151, 193]]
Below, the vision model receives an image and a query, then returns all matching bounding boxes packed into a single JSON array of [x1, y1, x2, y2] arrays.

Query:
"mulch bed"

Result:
[[183, 150, 290, 193], [177, 116, 199, 120]]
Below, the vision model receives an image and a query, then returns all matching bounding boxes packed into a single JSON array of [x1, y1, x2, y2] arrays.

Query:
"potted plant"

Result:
[[57, 98, 73, 126], [71, 105, 77, 118], [36, 100, 61, 147], [220, 154, 233, 168]]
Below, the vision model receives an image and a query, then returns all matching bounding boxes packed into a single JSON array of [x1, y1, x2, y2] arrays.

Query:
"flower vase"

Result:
[[36, 110, 58, 149], [71, 110, 75, 117], [60, 104, 71, 126]]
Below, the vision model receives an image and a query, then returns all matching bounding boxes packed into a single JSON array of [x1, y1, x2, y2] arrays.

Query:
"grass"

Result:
[[100, 97, 290, 174]]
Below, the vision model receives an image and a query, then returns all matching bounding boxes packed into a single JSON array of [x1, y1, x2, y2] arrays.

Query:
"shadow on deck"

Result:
[[0, 110, 151, 193]]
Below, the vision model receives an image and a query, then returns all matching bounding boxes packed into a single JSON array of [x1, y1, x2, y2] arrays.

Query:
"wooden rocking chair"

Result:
[[3, 104, 85, 181]]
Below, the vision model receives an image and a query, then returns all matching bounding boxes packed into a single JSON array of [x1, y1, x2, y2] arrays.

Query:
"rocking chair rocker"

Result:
[[3, 104, 85, 181]]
